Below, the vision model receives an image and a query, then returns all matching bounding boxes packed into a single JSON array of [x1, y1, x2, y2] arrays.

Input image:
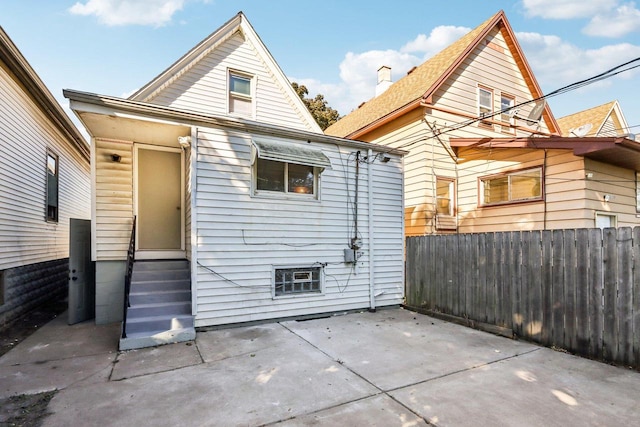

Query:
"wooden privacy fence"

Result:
[[405, 228, 640, 369]]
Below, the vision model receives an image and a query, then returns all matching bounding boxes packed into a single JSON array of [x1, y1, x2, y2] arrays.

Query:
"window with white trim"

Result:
[[500, 94, 515, 131], [596, 212, 617, 228], [252, 138, 331, 198], [478, 86, 493, 126], [436, 177, 457, 230], [274, 266, 322, 296], [229, 71, 253, 116], [46, 151, 59, 222], [480, 167, 542, 206]]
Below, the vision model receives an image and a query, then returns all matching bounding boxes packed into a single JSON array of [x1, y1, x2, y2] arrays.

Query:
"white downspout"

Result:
[[190, 127, 198, 318], [368, 148, 376, 311]]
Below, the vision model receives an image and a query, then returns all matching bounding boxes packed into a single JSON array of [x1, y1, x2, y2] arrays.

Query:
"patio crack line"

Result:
[[384, 347, 542, 394], [278, 323, 432, 426]]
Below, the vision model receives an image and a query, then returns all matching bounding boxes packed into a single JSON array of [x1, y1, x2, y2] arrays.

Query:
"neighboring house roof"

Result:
[[557, 100, 629, 137], [450, 135, 640, 171], [325, 10, 559, 139], [129, 12, 322, 134], [0, 26, 89, 161], [64, 88, 407, 156]]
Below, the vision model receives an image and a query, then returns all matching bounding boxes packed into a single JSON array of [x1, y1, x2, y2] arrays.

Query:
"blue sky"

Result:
[[2, 0, 640, 135]]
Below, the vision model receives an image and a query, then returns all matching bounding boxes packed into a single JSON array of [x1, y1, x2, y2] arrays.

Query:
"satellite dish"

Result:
[[524, 100, 546, 126], [510, 100, 546, 127], [570, 123, 593, 137]]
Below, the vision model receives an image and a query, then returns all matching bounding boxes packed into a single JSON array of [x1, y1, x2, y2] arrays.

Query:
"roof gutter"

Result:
[[64, 89, 407, 156], [346, 99, 422, 140]]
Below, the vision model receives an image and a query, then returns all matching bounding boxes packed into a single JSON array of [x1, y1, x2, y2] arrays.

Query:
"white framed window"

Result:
[[46, 151, 59, 222], [252, 138, 331, 198], [595, 212, 617, 228], [478, 85, 493, 126], [274, 266, 322, 297], [500, 93, 515, 131], [228, 70, 253, 116], [436, 177, 457, 230], [256, 159, 317, 195], [479, 167, 543, 206]]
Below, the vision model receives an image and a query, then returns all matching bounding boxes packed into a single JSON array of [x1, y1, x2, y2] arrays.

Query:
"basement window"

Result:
[[479, 167, 542, 206], [274, 266, 322, 297]]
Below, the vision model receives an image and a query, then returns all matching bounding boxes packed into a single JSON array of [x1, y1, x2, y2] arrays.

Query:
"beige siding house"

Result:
[[66, 13, 405, 350], [557, 100, 632, 138], [326, 10, 640, 234], [0, 27, 91, 328]]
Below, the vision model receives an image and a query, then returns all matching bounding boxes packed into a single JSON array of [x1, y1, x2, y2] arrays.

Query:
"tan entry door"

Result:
[[136, 146, 183, 254]]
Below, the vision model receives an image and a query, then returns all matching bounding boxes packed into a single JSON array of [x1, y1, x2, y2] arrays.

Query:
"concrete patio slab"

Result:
[[0, 316, 120, 366], [283, 308, 538, 391], [272, 394, 428, 427], [44, 323, 379, 426], [0, 352, 115, 398], [111, 341, 201, 381], [196, 322, 295, 363], [2, 307, 639, 426], [390, 346, 640, 427]]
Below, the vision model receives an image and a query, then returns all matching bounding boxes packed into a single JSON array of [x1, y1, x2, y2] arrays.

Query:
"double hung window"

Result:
[[478, 86, 493, 126], [500, 94, 515, 131], [229, 71, 253, 116]]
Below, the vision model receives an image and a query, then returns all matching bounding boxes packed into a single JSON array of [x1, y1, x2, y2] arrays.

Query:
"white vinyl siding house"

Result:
[[192, 128, 403, 326], [0, 64, 90, 268], [1, 27, 90, 328], [66, 13, 405, 340], [132, 23, 320, 134], [326, 11, 561, 236]]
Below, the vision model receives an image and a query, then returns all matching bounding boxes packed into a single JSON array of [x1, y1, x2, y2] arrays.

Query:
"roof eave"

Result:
[[450, 136, 640, 170], [346, 99, 423, 139], [64, 89, 407, 156]]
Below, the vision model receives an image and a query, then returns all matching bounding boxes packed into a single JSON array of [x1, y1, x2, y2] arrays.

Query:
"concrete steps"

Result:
[[119, 259, 195, 351]]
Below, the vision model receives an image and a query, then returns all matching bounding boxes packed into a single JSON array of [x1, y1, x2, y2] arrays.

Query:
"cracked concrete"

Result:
[[1, 307, 639, 426]]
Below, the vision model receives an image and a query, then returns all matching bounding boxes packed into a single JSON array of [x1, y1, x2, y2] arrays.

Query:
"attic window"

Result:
[[229, 70, 253, 116], [478, 86, 493, 127]]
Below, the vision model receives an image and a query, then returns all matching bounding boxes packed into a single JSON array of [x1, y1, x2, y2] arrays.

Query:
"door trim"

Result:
[[133, 143, 185, 259]]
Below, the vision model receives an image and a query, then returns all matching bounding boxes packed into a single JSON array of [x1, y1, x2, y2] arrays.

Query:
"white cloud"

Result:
[[401, 25, 471, 57], [522, 0, 640, 38], [299, 26, 472, 115], [522, 0, 618, 19], [583, 3, 640, 37], [69, 0, 185, 27], [516, 31, 640, 92]]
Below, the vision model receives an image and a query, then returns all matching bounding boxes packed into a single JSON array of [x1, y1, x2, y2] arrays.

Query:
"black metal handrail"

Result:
[[122, 216, 136, 339]]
